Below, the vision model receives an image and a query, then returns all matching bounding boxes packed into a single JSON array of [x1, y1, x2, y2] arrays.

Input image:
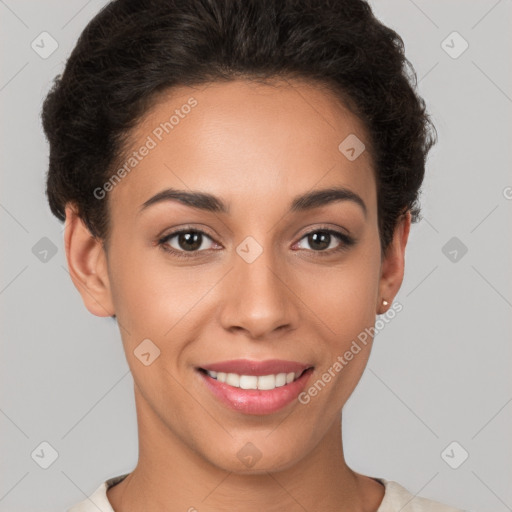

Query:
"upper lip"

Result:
[[198, 359, 313, 376]]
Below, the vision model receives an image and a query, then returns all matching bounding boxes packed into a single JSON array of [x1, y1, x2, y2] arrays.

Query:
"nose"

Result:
[[219, 246, 301, 339]]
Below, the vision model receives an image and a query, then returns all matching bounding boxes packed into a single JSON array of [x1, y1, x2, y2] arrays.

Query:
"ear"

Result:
[[377, 210, 411, 314], [63, 203, 115, 317]]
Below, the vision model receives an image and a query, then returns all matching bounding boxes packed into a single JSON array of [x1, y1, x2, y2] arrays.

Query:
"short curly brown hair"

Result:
[[41, 0, 437, 255]]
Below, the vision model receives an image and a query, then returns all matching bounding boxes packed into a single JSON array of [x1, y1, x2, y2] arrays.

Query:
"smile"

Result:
[[196, 361, 315, 415], [200, 368, 307, 390]]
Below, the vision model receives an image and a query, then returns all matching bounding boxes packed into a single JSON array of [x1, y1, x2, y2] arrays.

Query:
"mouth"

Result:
[[195, 359, 315, 415], [197, 366, 311, 391]]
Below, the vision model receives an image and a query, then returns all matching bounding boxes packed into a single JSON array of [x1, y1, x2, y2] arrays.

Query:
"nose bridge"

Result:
[[219, 234, 299, 337]]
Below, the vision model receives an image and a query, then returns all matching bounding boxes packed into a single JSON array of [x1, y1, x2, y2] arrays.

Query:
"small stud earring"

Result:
[[382, 299, 389, 307]]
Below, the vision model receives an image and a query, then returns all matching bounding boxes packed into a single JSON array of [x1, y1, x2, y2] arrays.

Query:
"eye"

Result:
[[157, 226, 355, 259], [157, 228, 218, 258], [294, 228, 355, 256]]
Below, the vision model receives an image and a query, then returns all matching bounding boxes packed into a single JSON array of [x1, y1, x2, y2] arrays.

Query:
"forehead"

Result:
[[108, 78, 376, 219]]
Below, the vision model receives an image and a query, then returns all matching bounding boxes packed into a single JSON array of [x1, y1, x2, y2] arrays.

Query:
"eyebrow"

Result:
[[138, 186, 367, 217]]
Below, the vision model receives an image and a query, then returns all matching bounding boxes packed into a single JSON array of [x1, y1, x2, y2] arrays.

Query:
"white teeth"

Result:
[[257, 374, 275, 390], [205, 370, 303, 390], [225, 373, 240, 387], [239, 375, 258, 389], [275, 373, 287, 387]]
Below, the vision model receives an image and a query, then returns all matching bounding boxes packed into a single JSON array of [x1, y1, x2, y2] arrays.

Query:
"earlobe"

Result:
[[377, 210, 412, 313], [63, 203, 115, 317]]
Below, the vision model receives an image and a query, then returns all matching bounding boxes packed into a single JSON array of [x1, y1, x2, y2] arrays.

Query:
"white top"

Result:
[[67, 473, 465, 511]]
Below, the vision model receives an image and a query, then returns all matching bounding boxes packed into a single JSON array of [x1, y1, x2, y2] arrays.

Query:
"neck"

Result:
[[107, 385, 385, 512]]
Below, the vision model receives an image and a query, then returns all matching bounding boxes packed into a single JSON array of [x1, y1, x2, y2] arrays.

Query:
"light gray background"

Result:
[[1, 1, 511, 511]]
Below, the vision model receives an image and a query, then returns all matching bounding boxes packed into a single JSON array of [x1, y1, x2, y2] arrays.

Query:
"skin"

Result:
[[64, 78, 411, 512]]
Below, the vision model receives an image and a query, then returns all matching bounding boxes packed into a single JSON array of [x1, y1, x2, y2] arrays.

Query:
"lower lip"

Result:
[[198, 368, 314, 415]]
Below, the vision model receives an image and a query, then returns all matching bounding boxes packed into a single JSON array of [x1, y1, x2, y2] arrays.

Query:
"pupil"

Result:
[[309, 231, 330, 250], [179, 232, 201, 251]]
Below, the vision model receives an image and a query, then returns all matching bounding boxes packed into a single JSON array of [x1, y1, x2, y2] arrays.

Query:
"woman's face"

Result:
[[67, 78, 409, 473]]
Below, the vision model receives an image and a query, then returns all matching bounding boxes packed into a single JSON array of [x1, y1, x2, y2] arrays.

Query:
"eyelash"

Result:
[[157, 226, 355, 260]]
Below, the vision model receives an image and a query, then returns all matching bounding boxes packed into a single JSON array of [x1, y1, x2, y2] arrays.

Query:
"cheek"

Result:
[[108, 243, 221, 352], [297, 245, 381, 403], [298, 253, 381, 338], [107, 240, 182, 326]]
